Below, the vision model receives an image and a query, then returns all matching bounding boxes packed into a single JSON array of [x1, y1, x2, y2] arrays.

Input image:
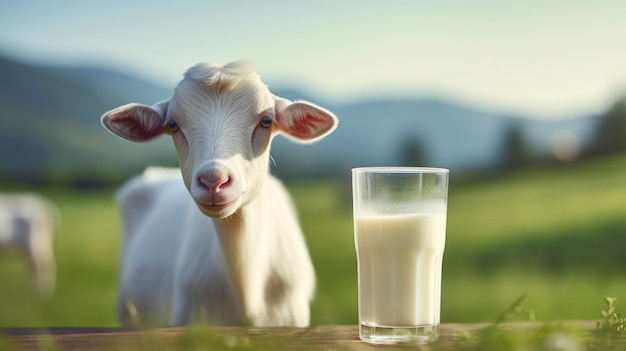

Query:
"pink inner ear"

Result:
[[103, 105, 166, 142], [290, 114, 332, 140], [281, 102, 337, 142]]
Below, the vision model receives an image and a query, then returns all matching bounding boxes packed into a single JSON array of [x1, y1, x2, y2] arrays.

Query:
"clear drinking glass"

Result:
[[352, 167, 449, 344]]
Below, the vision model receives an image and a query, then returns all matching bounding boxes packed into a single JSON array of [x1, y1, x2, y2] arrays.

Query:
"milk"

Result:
[[355, 212, 446, 327]]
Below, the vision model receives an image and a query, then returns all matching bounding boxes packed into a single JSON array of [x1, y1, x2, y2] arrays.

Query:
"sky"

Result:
[[0, 0, 625, 119]]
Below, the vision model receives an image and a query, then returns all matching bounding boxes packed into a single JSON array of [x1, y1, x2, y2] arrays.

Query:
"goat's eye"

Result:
[[167, 121, 179, 132], [260, 117, 273, 128]]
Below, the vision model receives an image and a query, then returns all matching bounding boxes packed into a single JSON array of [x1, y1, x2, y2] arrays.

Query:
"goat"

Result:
[[0, 193, 58, 295], [101, 61, 338, 327]]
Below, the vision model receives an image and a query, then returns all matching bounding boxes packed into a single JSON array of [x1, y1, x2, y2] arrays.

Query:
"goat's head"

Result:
[[101, 61, 338, 218]]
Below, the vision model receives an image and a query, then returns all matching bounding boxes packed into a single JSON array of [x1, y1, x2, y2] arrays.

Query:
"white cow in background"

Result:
[[101, 61, 338, 327], [0, 193, 58, 295]]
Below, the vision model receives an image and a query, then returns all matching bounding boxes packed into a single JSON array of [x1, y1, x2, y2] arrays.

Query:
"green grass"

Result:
[[0, 189, 121, 326], [1, 152, 626, 327], [296, 153, 626, 324]]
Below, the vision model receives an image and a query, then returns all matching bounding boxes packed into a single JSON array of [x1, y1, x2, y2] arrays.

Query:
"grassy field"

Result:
[[1, 153, 626, 327]]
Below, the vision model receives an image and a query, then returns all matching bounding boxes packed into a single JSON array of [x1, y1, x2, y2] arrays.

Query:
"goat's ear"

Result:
[[274, 97, 338, 143], [101, 100, 169, 142]]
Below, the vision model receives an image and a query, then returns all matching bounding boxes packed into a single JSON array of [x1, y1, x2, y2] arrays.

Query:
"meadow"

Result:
[[1, 152, 626, 327]]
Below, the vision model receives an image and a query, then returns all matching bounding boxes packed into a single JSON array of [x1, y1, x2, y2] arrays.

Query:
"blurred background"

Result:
[[1, 0, 625, 326]]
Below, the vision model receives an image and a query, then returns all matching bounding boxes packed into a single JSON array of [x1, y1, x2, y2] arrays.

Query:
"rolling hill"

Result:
[[0, 53, 601, 185], [0, 55, 175, 184]]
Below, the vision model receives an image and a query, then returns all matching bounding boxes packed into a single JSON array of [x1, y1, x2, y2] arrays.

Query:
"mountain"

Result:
[[0, 55, 177, 184], [0, 54, 601, 185], [271, 98, 600, 178]]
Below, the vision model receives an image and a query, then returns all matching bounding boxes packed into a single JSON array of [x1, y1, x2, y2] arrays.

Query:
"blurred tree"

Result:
[[587, 97, 626, 156], [399, 137, 429, 167], [501, 124, 532, 170]]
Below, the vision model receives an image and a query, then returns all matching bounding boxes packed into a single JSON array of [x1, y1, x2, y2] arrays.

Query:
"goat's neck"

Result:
[[213, 199, 266, 323]]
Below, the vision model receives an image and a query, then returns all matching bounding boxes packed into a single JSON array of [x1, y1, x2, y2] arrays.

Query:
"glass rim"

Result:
[[352, 166, 449, 174]]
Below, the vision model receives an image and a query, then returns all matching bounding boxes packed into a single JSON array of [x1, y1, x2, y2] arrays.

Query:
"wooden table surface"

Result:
[[0, 321, 598, 351]]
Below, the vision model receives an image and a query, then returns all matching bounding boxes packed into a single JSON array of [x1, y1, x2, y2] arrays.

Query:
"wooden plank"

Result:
[[0, 321, 597, 351]]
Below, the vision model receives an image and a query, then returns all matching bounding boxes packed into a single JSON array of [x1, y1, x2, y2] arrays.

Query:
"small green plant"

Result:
[[492, 294, 536, 325], [596, 297, 626, 334], [588, 297, 626, 350], [453, 295, 540, 351], [456, 296, 626, 351]]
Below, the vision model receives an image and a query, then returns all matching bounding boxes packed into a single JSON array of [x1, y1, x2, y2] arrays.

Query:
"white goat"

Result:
[[0, 193, 58, 295], [101, 61, 338, 327]]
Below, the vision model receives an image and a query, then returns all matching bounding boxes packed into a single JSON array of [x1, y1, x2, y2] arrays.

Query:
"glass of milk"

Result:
[[352, 167, 449, 344]]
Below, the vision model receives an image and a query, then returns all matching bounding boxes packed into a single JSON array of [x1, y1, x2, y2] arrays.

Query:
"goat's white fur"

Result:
[[0, 193, 58, 295], [101, 61, 338, 327]]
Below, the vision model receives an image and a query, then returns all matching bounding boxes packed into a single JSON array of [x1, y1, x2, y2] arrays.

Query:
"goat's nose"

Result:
[[199, 174, 231, 194]]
